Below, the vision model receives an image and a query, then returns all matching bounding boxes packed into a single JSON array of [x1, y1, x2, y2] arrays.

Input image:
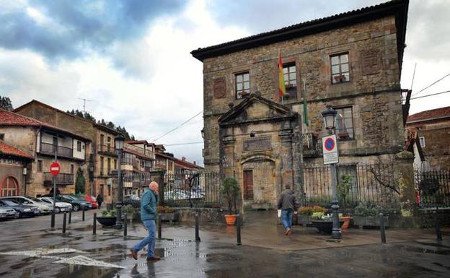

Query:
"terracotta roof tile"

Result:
[[407, 106, 450, 123], [0, 109, 43, 126], [0, 141, 33, 159]]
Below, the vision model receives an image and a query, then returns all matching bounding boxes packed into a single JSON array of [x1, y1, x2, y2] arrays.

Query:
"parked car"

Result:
[[0, 196, 52, 215], [56, 195, 91, 211], [0, 205, 19, 220], [0, 199, 39, 218], [35, 196, 73, 213], [80, 194, 98, 209], [123, 195, 141, 208]]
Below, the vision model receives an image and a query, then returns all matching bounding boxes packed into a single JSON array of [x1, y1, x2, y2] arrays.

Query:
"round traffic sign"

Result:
[[50, 161, 61, 176], [324, 137, 335, 151]]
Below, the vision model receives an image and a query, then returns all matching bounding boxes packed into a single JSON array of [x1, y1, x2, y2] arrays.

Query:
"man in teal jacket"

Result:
[[130, 181, 160, 261]]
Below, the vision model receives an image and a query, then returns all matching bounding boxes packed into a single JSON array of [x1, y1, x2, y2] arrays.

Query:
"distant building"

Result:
[[406, 106, 450, 171], [0, 109, 90, 196], [192, 0, 409, 207], [0, 140, 33, 196]]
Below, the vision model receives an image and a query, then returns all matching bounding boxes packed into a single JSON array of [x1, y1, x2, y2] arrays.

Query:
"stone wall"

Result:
[[202, 15, 404, 171]]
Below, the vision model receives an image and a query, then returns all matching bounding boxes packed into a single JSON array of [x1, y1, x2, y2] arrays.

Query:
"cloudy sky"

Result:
[[1, 0, 449, 166]]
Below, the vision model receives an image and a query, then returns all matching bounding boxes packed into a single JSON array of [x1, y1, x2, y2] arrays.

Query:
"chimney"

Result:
[[182, 157, 186, 161], [193, 161, 196, 165]]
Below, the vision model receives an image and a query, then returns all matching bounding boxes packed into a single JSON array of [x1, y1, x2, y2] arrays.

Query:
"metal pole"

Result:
[[330, 162, 341, 239], [124, 213, 128, 237], [116, 148, 123, 229], [62, 212, 66, 234], [158, 217, 162, 239], [82, 208, 85, 221], [51, 148, 57, 229], [435, 207, 442, 242], [380, 213, 386, 244], [68, 210, 72, 224], [93, 213, 97, 235], [236, 214, 242, 245], [195, 211, 201, 242]]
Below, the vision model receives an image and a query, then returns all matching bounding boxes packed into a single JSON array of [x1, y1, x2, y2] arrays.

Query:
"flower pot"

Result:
[[311, 220, 344, 234], [224, 214, 237, 225], [340, 216, 352, 230], [96, 216, 117, 227]]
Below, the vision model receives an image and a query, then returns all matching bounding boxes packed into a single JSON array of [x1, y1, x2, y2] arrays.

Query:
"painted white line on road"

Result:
[[0, 247, 124, 269], [54, 255, 124, 269], [0, 247, 84, 257]]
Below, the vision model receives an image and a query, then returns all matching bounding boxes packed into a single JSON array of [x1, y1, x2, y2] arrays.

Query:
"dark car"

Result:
[[0, 202, 20, 220], [56, 195, 91, 211], [0, 199, 39, 218]]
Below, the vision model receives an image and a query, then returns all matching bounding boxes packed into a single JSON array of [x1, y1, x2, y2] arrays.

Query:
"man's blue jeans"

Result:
[[132, 219, 156, 257], [281, 209, 293, 230]]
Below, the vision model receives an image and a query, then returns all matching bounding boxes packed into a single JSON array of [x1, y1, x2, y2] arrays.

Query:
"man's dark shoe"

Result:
[[146, 256, 161, 262], [130, 249, 138, 260]]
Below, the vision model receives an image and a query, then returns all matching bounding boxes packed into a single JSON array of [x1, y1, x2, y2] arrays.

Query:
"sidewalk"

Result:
[[0, 209, 449, 277]]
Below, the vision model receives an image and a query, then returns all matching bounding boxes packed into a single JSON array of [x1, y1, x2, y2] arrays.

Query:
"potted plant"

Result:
[[310, 211, 344, 235], [353, 202, 389, 229], [221, 176, 240, 225], [337, 174, 353, 230], [298, 205, 326, 226], [158, 206, 178, 224], [96, 209, 117, 227]]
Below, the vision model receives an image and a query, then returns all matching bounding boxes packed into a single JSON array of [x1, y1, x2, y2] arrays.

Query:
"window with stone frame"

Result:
[[283, 63, 297, 99], [37, 160, 43, 172], [331, 53, 350, 84], [335, 107, 354, 140], [235, 72, 250, 99], [77, 141, 82, 152]]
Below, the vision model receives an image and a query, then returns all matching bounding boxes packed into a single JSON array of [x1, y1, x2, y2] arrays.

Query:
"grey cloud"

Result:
[[0, 0, 186, 61], [208, 0, 386, 34]]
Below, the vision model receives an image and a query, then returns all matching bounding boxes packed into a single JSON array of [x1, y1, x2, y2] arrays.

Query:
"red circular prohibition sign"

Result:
[[50, 161, 61, 176], [324, 137, 335, 151]]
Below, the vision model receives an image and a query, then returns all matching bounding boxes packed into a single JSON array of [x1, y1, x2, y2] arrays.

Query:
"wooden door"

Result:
[[243, 170, 254, 200]]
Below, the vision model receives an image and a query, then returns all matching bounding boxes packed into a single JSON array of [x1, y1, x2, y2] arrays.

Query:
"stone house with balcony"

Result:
[[0, 139, 33, 196], [114, 140, 155, 198], [191, 0, 409, 207], [0, 109, 90, 196], [406, 106, 450, 171], [14, 100, 121, 201]]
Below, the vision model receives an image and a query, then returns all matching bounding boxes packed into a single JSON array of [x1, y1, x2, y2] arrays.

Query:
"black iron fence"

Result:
[[160, 172, 221, 208], [301, 163, 401, 212], [415, 169, 450, 208]]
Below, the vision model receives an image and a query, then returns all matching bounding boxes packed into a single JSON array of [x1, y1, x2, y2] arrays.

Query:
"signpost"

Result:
[[50, 161, 61, 176], [322, 134, 339, 164], [50, 161, 60, 229]]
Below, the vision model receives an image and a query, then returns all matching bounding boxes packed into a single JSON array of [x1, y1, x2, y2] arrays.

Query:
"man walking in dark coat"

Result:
[[277, 185, 298, 235]]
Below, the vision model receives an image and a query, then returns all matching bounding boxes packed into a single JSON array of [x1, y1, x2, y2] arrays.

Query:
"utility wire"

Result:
[[413, 73, 450, 96], [153, 111, 202, 142], [164, 141, 203, 146], [410, 90, 450, 100]]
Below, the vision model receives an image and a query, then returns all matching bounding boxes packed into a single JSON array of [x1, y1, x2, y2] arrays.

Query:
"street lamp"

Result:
[[321, 106, 341, 240], [115, 134, 125, 229]]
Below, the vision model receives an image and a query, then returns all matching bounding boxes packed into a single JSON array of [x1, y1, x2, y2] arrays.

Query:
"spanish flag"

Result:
[[278, 50, 286, 98]]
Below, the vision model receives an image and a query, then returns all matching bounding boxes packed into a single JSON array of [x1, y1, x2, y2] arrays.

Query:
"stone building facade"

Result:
[[0, 110, 90, 197], [192, 0, 409, 207], [14, 100, 121, 200], [406, 106, 450, 171], [0, 140, 33, 196]]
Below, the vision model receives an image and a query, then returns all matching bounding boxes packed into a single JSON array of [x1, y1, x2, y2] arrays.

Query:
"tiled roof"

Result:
[[0, 109, 91, 141], [191, 0, 408, 61], [407, 106, 450, 123], [0, 141, 33, 159], [0, 109, 43, 126]]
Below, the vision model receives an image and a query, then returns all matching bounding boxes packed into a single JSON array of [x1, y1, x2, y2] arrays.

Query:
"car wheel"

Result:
[[73, 204, 80, 212], [54, 207, 61, 213]]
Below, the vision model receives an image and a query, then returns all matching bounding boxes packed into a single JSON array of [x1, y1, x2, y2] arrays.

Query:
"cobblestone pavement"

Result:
[[0, 210, 449, 277]]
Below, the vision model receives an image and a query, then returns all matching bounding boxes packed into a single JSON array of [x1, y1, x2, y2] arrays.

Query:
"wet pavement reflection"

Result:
[[0, 209, 449, 277]]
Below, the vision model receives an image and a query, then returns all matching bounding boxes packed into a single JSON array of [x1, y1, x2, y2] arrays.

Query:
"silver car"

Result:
[[37, 197, 72, 213], [0, 206, 19, 220], [1, 196, 52, 215]]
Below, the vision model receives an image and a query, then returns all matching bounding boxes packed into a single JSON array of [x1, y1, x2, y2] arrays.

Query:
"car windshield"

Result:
[[2, 200, 19, 206]]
